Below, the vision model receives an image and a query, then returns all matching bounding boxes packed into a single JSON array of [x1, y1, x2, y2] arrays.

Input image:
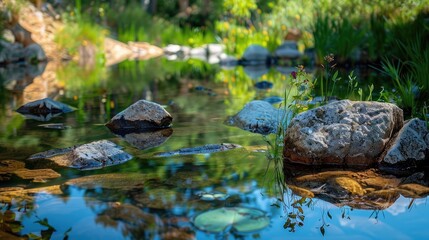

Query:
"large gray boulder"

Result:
[[284, 100, 403, 166], [106, 100, 172, 132], [226, 100, 293, 135], [379, 118, 429, 171]]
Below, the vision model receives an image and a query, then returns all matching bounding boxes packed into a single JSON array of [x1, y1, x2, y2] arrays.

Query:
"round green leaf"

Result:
[[192, 207, 270, 234]]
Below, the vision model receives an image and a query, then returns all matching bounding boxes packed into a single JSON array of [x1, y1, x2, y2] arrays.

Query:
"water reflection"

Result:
[[1, 55, 429, 239]]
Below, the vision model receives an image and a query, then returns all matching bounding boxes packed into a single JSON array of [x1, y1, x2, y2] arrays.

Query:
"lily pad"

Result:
[[192, 207, 270, 233]]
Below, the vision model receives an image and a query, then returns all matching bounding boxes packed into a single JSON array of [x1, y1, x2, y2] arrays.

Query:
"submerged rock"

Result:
[[64, 173, 151, 190], [16, 97, 75, 121], [379, 118, 429, 173], [284, 100, 403, 166], [28, 140, 133, 170], [254, 80, 273, 90], [106, 100, 172, 132], [283, 165, 429, 210], [155, 143, 241, 157], [227, 100, 293, 135], [13, 168, 61, 181], [262, 96, 283, 104], [0, 160, 26, 181]]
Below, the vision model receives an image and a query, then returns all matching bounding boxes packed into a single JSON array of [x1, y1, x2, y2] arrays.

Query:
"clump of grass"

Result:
[[55, 16, 107, 57], [377, 58, 417, 116], [312, 16, 364, 64]]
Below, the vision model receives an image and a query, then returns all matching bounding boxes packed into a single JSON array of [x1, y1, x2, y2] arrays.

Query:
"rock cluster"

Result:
[[283, 100, 429, 173]]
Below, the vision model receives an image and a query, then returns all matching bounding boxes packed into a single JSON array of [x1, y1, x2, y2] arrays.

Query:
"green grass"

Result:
[[312, 16, 365, 64], [55, 16, 107, 56]]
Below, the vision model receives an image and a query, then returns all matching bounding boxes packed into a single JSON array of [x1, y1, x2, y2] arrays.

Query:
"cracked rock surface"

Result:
[[283, 100, 403, 166]]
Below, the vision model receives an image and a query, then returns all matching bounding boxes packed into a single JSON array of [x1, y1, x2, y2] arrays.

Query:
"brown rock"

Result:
[[106, 100, 172, 132], [13, 168, 61, 180], [398, 183, 429, 197]]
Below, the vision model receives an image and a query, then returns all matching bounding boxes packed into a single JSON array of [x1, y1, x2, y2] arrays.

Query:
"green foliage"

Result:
[[223, 0, 257, 19], [107, 3, 215, 47], [313, 16, 364, 63], [378, 58, 417, 116], [55, 16, 107, 56]]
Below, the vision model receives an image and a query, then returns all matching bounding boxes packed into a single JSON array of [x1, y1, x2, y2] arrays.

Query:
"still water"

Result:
[[1, 58, 428, 239]]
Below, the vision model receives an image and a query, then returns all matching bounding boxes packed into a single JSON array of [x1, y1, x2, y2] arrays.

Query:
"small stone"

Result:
[[330, 177, 365, 196], [16, 98, 75, 115], [106, 100, 172, 132], [288, 185, 315, 198]]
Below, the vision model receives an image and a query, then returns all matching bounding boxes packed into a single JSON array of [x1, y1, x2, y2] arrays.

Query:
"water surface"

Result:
[[1, 58, 428, 239]]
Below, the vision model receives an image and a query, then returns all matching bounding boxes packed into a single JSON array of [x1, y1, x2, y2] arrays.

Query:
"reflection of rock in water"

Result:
[[112, 128, 173, 150], [2, 61, 62, 109], [284, 164, 429, 210]]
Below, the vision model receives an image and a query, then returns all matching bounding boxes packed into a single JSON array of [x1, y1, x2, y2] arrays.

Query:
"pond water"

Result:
[[1, 58, 429, 240]]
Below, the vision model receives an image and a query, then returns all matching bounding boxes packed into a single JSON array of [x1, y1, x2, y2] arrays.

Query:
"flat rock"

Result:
[[13, 168, 61, 180], [0, 160, 25, 173], [226, 100, 293, 135], [379, 118, 429, 171], [155, 143, 241, 157], [106, 100, 172, 132], [64, 173, 151, 190], [28, 140, 133, 170], [284, 100, 403, 166]]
